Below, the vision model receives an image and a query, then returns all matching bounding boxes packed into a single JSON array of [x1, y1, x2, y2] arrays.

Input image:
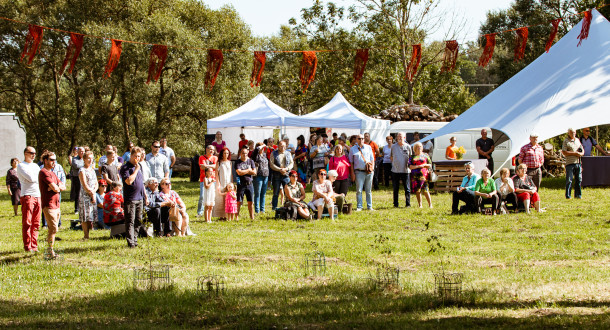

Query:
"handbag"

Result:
[[358, 146, 374, 174], [168, 205, 180, 222], [429, 170, 438, 182]]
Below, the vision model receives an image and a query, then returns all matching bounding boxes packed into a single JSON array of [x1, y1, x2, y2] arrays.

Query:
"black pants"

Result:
[[480, 157, 494, 174], [147, 208, 170, 236], [500, 193, 518, 212], [392, 172, 410, 207], [373, 158, 382, 190], [383, 163, 392, 186], [125, 200, 143, 247], [476, 195, 500, 213], [71, 177, 81, 212], [452, 190, 475, 214], [333, 179, 350, 196]]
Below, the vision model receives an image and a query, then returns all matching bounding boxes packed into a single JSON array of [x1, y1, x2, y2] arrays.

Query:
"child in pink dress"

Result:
[[219, 183, 238, 221]]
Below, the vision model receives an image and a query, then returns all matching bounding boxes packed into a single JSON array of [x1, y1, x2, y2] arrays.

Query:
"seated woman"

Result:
[[144, 177, 172, 237], [326, 170, 346, 213], [474, 168, 499, 214], [159, 178, 190, 236], [309, 169, 335, 220], [283, 170, 310, 219], [513, 164, 545, 213], [103, 181, 125, 226], [495, 168, 518, 213]]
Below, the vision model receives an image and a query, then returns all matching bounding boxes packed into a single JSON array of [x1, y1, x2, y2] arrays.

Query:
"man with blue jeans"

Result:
[[562, 128, 584, 199], [252, 144, 269, 213], [349, 134, 375, 211], [270, 141, 293, 210]]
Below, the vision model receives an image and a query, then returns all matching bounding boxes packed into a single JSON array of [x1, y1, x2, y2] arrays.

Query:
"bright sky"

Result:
[[204, 0, 515, 43]]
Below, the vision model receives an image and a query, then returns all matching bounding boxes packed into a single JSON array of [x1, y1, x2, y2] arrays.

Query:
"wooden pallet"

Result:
[[434, 164, 466, 193]]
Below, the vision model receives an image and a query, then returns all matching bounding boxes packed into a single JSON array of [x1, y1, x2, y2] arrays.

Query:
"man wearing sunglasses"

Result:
[[146, 140, 170, 182], [17, 146, 42, 252], [349, 134, 375, 211], [39, 151, 65, 258]]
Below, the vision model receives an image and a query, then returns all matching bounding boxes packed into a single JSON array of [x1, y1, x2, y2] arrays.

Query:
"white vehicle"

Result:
[[389, 121, 514, 174]]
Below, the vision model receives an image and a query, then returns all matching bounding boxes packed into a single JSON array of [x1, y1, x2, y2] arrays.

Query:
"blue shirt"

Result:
[[122, 151, 131, 163], [580, 136, 597, 156], [145, 153, 169, 181], [144, 187, 165, 212], [95, 192, 105, 222], [349, 144, 374, 171], [119, 161, 144, 202], [460, 173, 480, 192]]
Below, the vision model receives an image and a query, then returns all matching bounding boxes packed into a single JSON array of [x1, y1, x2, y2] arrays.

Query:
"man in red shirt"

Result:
[[238, 133, 248, 151], [38, 151, 65, 258], [364, 132, 382, 190], [518, 132, 545, 191]]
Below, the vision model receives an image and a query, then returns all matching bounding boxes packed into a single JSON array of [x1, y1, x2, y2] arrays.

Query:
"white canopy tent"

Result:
[[421, 9, 610, 169], [207, 93, 309, 152], [284, 92, 391, 145]]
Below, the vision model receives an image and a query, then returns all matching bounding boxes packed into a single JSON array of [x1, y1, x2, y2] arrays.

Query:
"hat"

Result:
[[530, 132, 539, 137], [98, 179, 107, 186]]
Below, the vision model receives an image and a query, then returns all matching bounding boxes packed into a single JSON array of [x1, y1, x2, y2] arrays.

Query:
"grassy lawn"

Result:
[[1, 176, 610, 328]]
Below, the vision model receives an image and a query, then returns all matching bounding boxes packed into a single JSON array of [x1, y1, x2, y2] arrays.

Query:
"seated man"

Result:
[[144, 177, 172, 237], [451, 162, 480, 215]]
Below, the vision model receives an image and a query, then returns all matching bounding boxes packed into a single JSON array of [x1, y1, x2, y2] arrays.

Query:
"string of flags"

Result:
[[2, 7, 600, 92]]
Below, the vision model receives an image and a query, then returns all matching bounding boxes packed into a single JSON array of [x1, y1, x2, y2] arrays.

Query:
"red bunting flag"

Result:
[[545, 18, 562, 53], [205, 49, 223, 90], [147, 45, 168, 84], [250, 51, 266, 87], [441, 40, 459, 73], [300, 51, 317, 92], [514, 27, 529, 62], [351, 49, 369, 86], [405, 44, 421, 82], [478, 34, 496, 67], [577, 10, 592, 46], [20, 25, 44, 65], [60, 33, 84, 75], [103, 39, 122, 79]]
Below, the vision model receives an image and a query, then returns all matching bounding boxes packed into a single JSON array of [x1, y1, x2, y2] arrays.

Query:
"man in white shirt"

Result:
[[17, 146, 42, 252], [146, 140, 170, 182], [349, 134, 375, 211], [160, 138, 176, 177]]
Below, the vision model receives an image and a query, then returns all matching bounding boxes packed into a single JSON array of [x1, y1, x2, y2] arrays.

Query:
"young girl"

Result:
[[219, 183, 238, 221], [103, 181, 124, 226], [202, 167, 216, 223]]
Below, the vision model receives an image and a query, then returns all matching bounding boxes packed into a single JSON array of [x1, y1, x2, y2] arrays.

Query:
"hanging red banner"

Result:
[[300, 51, 317, 92], [545, 18, 562, 53], [60, 33, 84, 75], [20, 25, 44, 65], [147, 45, 168, 84], [250, 51, 266, 87], [577, 10, 592, 46], [103, 39, 122, 79], [514, 27, 528, 62], [441, 40, 459, 73], [478, 34, 496, 67], [205, 49, 223, 90], [405, 44, 421, 82], [351, 49, 369, 86]]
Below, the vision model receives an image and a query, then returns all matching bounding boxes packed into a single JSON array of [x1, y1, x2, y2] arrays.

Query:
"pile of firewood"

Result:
[[173, 157, 192, 173], [371, 104, 458, 123], [542, 143, 565, 177]]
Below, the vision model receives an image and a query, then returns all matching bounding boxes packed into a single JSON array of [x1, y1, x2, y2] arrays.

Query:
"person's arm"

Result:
[[101, 167, 113, 186], [489, 144, 495, 155], [250, 160, 257, 176], [473, 180, 484, 197], [349, 148, 356, 181], [594, 144, 609, 156], [124, 164, 140, 186], [284, 185, 297, 203], [269, 153, 281, 172], [163, 157, 170, 178], [519, 147, 526, 165], [170, 154, 176, 168], [286, 153, 294, 171]]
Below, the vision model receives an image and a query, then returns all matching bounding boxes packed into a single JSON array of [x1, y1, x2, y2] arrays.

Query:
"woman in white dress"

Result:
[[213, 147, 233, 219], [79, 151, 98, 240]]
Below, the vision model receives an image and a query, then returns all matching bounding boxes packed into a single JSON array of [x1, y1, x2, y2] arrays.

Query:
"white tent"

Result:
[[207, 93, 308, 152], [283, 92, 391, 145], [421, 9, 610, 168]]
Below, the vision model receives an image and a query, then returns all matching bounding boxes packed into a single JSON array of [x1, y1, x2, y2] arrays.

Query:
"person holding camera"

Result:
[[561, 128, 584, 199]]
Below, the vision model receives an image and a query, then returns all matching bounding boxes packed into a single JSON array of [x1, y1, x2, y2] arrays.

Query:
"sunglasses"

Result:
[[153, 145, 161, 148], [26, 151, 36, 155], [319, 173, 327, 176], [49, 158, 57, 161]]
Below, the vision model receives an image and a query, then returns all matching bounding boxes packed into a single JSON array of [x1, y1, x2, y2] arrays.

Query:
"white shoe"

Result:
[[367, 208, 376, 211], [355, 208, 362, 212]]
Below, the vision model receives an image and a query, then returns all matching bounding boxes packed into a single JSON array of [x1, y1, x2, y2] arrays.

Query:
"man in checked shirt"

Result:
[[518, 132, 545, 191]]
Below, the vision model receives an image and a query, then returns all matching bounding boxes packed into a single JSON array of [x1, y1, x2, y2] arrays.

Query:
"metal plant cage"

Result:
[[197, 275, 226, 296], [304, 251, 326, 277], [434, 272, 463, 301], [371, 264, 400, 289], [133, 264, 171, 290]]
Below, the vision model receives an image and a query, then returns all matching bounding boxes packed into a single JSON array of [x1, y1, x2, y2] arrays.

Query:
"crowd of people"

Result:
[[6, 127, 602, 252]]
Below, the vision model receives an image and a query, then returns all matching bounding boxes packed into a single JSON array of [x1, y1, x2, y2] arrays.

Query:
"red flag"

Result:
[[300, 51, 317, 92], [478, 34, 496, 67], [577, 10, 592, 47], [514, 27, 528, 62], [205, 49, 223, 90], [405, 44, 421, 82], [20, 25, 44, 65], [441, 40, 459, 73], [351, 49, 369, 86], [250, 51, 266, 87], [60, 33, 84, 75], [545, 18, 562, 53], [104, 39, 122, 79], [147, 45, 168, 84]]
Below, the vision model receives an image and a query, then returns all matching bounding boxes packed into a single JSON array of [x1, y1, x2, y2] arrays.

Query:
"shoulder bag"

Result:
[[358, 146, 374, 174]]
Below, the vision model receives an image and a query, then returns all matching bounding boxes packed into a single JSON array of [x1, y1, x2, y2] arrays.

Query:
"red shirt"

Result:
[[199, 154, 218, 182], [265, 145, 278, 159], [238, 139, 248, 151], [328, 155, 351, 181], [39, 168, 60, 209], [103, 190, 124, 224], [519, 143, 544, 169]]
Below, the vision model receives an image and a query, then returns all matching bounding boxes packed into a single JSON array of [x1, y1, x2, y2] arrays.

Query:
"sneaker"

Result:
[[367, 208, 376, 211], [355, 208, 363, 212]]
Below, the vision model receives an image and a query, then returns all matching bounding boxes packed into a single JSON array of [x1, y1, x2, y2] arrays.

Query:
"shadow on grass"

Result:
[[1, 281, 609, 328]]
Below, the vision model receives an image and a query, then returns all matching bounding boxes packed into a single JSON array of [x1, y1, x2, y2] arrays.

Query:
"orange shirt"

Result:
[[365, 141, 379, 161], [446, 146, 457, 160]]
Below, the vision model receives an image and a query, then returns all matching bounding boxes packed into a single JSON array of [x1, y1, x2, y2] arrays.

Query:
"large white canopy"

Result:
[[284, 92, 391, 145], [422, 9, 610, 163]]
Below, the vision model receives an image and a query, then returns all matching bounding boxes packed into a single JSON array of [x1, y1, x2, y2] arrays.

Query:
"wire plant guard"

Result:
[[197, 275, 227, 296], [433, 272, 463, 302], [369, 263, 400, 290], [304, 251, 326, 277], [133, 264, 172, 290]]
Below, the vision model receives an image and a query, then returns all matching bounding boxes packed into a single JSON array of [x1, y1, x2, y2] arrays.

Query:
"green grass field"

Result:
[[1, 177, 609, 328]]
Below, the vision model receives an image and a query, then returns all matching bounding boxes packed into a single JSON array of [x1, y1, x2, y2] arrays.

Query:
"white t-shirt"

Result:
[[495, 177, 515, 197], [17, 162, 41, 197]]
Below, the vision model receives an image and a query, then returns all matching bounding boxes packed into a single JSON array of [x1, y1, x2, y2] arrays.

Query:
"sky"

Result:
[[204, 0, 515, 43]]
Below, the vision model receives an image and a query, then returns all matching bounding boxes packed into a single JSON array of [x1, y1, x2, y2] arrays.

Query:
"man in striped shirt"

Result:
[[518, 132, 544, 191]]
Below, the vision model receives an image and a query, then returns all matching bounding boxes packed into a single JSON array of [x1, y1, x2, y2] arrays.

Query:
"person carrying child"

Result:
[[218, 182, 238, 221]]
